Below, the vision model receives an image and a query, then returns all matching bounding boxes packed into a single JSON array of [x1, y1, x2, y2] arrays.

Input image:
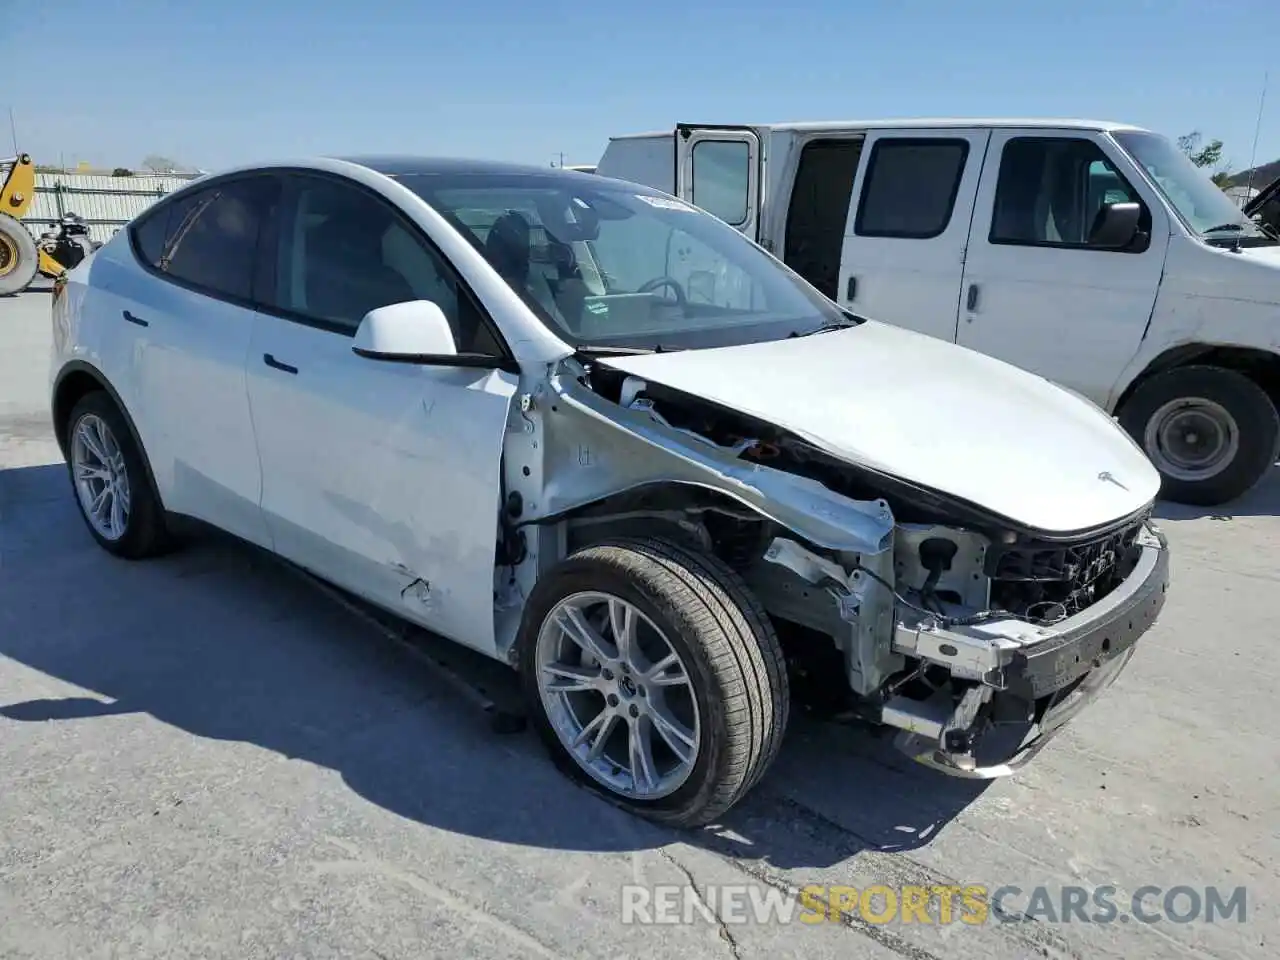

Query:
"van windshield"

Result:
[[394, 172, 847, 351], [1112, 131, 1267, 238]]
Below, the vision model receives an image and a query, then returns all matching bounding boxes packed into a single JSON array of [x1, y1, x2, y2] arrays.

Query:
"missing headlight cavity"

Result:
[[985, 514, 1146, 621]]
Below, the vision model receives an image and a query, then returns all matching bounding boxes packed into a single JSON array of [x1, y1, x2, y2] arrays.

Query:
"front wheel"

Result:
[[1117, 365, 1280, 506], [518, 537, 789, 828]]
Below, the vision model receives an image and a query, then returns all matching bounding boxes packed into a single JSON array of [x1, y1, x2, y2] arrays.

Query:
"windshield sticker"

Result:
[[635, 195, 695, 212]]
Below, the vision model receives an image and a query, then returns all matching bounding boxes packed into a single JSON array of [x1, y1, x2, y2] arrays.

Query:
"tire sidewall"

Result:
[[66, 392, 161, 557], [517, 547, 735, 818], [0, 215, 38, 295], [1119, 366, 1279, 506]]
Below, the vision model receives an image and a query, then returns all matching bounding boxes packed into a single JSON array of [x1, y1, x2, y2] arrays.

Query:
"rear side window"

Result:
[[131, 208, 170, 266], [132, 177, 280, 302], [854, 138, 970, 239]]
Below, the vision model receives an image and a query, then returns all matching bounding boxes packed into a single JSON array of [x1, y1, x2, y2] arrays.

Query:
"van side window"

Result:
[[690, 140, 750, 226], [854, 138, 969, 239], [991, 138, 1144, 248]]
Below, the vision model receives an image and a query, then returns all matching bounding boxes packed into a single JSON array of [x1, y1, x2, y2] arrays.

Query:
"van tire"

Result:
[[518, 537, 789, 828], [1117, 365, 1279, 506]]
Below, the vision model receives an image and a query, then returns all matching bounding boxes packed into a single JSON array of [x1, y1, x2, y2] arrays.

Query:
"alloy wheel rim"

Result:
[[535, 591, 701, 800], [71, 413, 131, 540], [1144, 397, 1239, 482]]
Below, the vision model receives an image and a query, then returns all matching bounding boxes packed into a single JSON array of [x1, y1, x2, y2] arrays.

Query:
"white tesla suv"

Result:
[[49, 157, 1170, 827]]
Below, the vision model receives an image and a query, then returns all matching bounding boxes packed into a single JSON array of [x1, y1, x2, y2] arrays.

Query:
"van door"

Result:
[[955, 129, 1170, 407], [837, 128, 991, 341], [674, 125, 763, 242]]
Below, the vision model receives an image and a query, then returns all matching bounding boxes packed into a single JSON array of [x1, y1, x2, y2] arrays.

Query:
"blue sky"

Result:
[[5, 0, 1277, 176]]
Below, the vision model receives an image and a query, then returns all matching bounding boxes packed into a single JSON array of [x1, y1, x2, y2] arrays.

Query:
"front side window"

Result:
[[990, 137, 1145, 248], [854, 138, 969, 239], [266, 174, 494, 351], [690, 140, 750, 225], [1112, 130, 1264, 239], [136, 177, 279, 301], [395, 172, 846, 351]]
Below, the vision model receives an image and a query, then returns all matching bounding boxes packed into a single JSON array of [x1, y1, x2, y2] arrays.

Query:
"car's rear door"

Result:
[[118, 174, 281, 548], [245, 170, 517, 655]]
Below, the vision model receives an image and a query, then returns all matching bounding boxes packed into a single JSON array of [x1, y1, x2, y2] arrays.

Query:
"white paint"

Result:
[[599, 321, 1160, 533]]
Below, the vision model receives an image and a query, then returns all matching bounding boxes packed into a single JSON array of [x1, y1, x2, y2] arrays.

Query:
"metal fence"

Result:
[[21, 172, 202, 244]]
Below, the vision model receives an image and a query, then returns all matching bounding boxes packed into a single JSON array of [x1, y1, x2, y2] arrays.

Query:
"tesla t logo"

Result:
[[1098, 471, 1129, 490]]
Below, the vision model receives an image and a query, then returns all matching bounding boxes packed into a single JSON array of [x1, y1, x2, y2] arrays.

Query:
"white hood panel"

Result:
[[600, 322, 1160, 534]]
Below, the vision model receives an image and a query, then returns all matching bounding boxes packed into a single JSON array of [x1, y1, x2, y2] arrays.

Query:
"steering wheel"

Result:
[[637, 276, 687, 306]]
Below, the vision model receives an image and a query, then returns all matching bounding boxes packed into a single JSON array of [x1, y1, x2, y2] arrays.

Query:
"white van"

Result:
[[596, 120, 1280, 506]]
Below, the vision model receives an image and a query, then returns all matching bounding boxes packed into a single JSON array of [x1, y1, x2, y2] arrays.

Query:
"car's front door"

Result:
[[836, 128, 990, 341], [121, 174, 281, 548], [955, 130, 1171, 406], [245, 171, 518, 655]]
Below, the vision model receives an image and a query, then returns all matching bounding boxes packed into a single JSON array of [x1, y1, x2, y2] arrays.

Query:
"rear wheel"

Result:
[[0, 214, 38, 295], [1118, 365, 1280, 506], [519, 537, 789, 827], [66, 391, 173, 558]]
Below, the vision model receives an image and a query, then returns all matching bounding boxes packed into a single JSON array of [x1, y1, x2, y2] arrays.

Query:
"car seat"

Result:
[[303, 213, 415, 327]]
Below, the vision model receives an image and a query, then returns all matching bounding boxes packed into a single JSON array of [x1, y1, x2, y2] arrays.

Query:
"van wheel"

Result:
[[518, 537, 789, 828], [66, 390, 173, 558], [1117, 365, 1280, 506]]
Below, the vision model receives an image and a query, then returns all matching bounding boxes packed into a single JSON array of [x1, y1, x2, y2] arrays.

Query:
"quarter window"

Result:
[[269, 174, 495, 352], [854, 138, 969, 239], [690, 140, 751, 226], [990, 137, 1144, 248]]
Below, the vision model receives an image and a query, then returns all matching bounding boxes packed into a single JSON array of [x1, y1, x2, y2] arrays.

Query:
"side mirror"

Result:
[[351, 300, 457, 362], [1088, 202, 1142, 249]]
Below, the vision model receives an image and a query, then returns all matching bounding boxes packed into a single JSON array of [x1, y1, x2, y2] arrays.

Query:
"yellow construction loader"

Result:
[[1, 154, 90, 294]]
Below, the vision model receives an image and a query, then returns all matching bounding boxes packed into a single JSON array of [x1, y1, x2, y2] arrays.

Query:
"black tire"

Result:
[[518, 537, 789, 828], [65, 390, 174, 559], [1117, 364, 1280, 506], [0, 214, 38, 295]]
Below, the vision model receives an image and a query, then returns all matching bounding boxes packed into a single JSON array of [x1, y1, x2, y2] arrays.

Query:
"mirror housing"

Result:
[[351, 300, 457, 361], [1088, 202, 1142, 249]]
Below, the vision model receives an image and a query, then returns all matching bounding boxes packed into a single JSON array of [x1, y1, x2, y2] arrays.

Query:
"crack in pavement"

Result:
[[657, 847, 744, 960]]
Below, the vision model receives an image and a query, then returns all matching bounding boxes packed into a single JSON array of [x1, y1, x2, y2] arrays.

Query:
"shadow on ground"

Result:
[[1153, 463, 1280, 521], [0, 461, 987, 870]]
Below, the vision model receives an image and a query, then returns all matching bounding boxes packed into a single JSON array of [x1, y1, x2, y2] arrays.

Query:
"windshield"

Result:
[[1112, 130, 1265, 238], [394, 172, 846, 351]]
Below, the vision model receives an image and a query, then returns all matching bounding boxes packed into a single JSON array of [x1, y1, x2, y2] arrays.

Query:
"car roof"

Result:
[[176, 155, 634, 196], [337, 155, 602, 181]]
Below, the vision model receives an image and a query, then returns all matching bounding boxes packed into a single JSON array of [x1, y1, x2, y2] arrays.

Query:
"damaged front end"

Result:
[[505, 354, 1170, 777]]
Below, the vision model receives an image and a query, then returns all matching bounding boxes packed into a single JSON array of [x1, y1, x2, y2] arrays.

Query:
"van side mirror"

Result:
[[1088, 202, 1142, 249], [351, 300, 457, 362]]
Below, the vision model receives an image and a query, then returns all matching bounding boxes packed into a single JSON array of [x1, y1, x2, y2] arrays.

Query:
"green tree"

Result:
[[1177, 130, 1224, 168]]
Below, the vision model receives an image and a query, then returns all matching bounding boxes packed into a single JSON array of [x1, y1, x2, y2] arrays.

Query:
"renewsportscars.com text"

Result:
[[620, 883, 1248, 926]]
